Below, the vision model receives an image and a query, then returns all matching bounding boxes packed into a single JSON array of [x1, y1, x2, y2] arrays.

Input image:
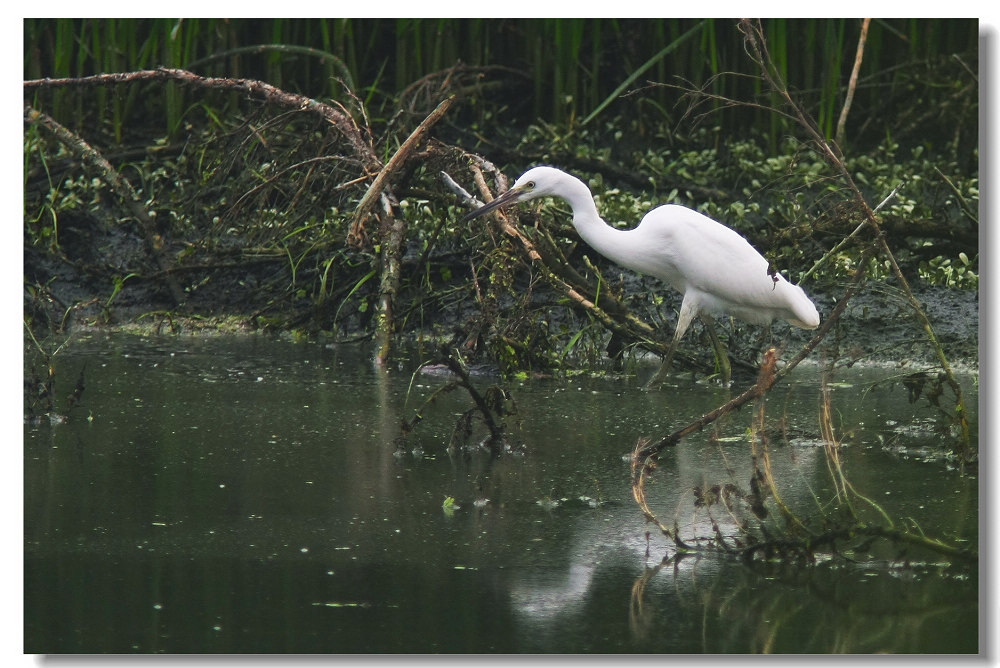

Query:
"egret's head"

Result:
[[462, 166, 562, 222]]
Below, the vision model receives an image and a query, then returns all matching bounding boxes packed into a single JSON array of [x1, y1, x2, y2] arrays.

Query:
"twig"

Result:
[[185, 44, 356, 92], [440, 170, 479, 209], [835, 18, 871, 147], [933, 166, 979, 226], [799, 180, 903, 283], [24, 104, 185, 305], [349, 95, 455, 246], [228, 155, 345, 216]]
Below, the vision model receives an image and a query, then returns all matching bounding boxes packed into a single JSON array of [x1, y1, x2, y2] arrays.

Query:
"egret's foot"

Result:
[[644, 363, 673, 390]]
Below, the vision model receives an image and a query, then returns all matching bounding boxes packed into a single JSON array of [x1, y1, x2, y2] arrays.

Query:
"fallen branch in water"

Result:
[[736, 523, 977, 564], [632, 240, 874, 471], [628, 251, 974, 565], [397, 346, 514, 456], [630, 244, 879, 555]]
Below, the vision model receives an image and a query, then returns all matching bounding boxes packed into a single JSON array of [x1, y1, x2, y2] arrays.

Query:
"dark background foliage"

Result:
[[24, 18, 979, 157], [23, 18, 979, 378]]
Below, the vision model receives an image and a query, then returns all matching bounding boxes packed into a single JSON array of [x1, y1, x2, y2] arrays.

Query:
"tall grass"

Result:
[[24, 18, 978, 140]]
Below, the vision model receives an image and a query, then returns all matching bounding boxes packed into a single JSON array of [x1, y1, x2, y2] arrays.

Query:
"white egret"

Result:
[[463, 166, 820, 386]]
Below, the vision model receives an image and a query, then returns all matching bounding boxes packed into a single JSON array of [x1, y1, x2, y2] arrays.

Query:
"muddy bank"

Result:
[[24, 228, 979, 374], [818, 282, 979, 372]]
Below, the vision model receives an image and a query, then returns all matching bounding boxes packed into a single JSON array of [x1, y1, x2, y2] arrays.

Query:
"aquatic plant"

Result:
[[627, 20, 975, 568]]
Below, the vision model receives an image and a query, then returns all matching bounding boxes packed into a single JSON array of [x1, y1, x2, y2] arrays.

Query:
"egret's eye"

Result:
[[526, 181, 535, 190]]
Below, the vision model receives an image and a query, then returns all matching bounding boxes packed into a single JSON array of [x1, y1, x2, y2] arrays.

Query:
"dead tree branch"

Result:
[[25, 68, 375, 164], [835, 18, 871, 147], [364, 95, 456, 366], [25, 68, 461, 368]]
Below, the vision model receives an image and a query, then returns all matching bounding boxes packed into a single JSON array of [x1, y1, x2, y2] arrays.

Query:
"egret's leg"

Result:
[[701, 315, 731, 384], [753, 324, 772, 364], [645, 336, 681, 389], [645, 298, 698, 389]]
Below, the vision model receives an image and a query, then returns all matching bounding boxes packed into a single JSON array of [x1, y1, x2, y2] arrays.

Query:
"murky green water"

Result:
[[24, 333, 978, 653]]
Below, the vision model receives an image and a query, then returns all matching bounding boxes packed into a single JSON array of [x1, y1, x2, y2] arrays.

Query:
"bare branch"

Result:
[[24, 104, 185, 304], [25, 68, 377, 167], [835, 18, 871, 146]]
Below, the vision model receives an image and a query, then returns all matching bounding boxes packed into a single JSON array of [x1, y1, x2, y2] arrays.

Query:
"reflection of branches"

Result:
[[397, 346, 515, 456], [629, 558, 673, 644], [630, 242, 976, 563], [635, 557, 976, 652]]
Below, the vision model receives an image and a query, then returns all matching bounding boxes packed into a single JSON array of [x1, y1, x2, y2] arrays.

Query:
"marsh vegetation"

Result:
[[24, 18, 979, 652]]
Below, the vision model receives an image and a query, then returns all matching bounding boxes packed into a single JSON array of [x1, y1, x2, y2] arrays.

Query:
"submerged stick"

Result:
[[630, 245, 874, 539], [438, 350, 506, 447]]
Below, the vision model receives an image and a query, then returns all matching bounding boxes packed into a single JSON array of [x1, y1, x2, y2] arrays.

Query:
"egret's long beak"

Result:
[[462, 185, 524, 222]]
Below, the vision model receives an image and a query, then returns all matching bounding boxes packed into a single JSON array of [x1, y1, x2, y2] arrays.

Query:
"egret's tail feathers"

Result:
[[789, 290, 820, 330]]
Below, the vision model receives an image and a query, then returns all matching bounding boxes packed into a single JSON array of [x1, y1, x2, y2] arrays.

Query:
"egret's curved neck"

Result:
[[557, 175, 632, 267]]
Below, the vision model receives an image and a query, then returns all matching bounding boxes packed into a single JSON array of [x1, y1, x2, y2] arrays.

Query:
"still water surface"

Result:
[[24, 333, 978, 653]]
